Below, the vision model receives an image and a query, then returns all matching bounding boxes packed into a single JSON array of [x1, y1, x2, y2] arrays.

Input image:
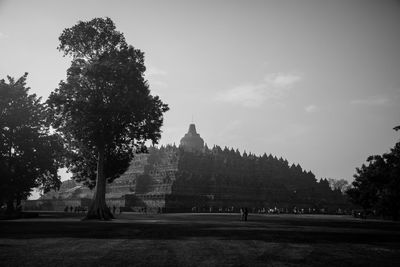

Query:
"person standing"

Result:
[[244, 207, 249, 221]]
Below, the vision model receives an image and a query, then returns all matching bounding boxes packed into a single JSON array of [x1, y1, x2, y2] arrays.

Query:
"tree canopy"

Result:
[[347, 127, 400, 220], [47, 17, 168, 220], [0, 73, 64, 214], [328, 178, 349, 194]]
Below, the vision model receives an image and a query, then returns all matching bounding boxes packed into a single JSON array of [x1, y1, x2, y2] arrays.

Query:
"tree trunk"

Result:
[[6, 198, 14, 215], [16, 193, 22, 212], [84, 146, 114, 220]]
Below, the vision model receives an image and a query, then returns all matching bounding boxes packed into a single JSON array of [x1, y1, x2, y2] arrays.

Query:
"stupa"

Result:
[[179, 124, 204, 152]]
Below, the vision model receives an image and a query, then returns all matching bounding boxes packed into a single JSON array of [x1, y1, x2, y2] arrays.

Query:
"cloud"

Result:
[[215, 83, 266, 108], [145, 66, 168, 89], [151, 80, 168, 88], [350, 96, 389, 106], [305, 105, 317, 113], [0, 32, 8, 39], [264, 73, 302, 88], [216, 72, 303, 108], [146, 66, 167, 77]]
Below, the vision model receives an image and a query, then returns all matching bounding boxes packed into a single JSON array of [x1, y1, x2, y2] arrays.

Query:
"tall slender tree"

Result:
[[47, 17, 168, 220]]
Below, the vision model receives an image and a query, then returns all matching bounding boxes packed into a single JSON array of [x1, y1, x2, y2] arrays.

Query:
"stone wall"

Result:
[[23, 198, 125, 212], [23, 199, 88, 211]]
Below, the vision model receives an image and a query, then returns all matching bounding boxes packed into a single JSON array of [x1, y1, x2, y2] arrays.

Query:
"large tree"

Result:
[[327, 178, 349, 194], [347, 127, 400, 220], [47, 17, 168, 220], [0, 73, 64, 214]]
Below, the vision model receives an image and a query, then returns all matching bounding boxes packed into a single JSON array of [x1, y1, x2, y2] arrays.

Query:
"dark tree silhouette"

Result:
[[47, 18, 168, 220], [347, 126, 400, 220], [0, 73, 64, 214]]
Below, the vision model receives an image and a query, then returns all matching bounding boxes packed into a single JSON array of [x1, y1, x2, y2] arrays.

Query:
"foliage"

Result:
[[347, 132, 400, 220], [47, 17, 168, 220], [327, 178, 349, 194], [0, 73, 64, 213]]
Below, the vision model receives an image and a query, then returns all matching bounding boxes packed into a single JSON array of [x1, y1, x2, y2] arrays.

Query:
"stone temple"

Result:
[[24, 123, 348, 212], [25, 124, 205, 212]]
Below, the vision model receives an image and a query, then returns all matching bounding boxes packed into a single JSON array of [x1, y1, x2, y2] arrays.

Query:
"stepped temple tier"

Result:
[[24, 123, 348, 213]]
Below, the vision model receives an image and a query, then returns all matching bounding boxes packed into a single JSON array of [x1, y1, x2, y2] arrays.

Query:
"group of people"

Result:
[[64, 206, 85, 213], [240, 207, 249, 221], [63, 205, 122, 214]]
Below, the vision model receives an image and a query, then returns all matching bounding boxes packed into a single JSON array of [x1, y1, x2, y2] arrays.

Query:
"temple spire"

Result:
[[180, 123, 204, 152]]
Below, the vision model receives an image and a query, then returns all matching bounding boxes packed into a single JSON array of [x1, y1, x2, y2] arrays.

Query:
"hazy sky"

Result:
[[1, 0, 399, 184]]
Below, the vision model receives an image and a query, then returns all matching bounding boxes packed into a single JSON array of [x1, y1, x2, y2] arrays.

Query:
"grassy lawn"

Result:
[[1, 213, 399, 266]]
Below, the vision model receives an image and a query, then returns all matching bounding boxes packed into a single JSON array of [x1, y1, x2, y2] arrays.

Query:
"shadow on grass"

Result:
[[1, 214, 400, 245]]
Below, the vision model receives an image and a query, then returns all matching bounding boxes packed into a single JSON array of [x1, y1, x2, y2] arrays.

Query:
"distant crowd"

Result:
[[189, 206, 350, 215], [63, 205, 122, 214]]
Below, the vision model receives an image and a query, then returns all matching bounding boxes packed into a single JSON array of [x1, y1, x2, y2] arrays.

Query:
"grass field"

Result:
[[1, 213, 400, 266]]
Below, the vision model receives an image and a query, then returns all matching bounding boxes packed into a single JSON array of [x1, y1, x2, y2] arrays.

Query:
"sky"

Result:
[[1, 0, 399, 188]]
